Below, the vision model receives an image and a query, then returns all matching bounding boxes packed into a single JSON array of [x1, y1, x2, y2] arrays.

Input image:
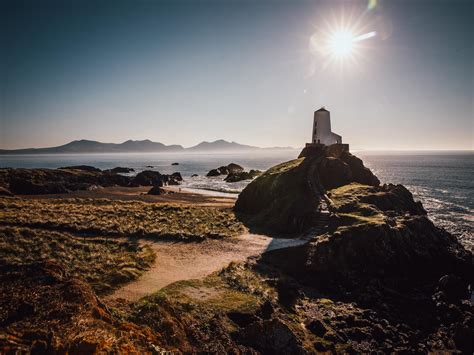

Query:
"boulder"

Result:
[[171, 162, 179, 166], [238, 319, 304, 353], [218, 166, 229, 175], [206, 169, 221, 177], [147, 186, 165, 195], [207, 163, 244, 177], [130, 170, 163, 186], [191, 174, 199, 177], [171, 172, 183, 181]]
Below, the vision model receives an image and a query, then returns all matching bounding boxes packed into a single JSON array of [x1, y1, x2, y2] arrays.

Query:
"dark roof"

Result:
[[315, 107, 329, 112]]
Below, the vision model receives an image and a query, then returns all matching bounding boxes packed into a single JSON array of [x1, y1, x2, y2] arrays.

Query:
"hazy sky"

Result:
[[1, 0, 473, 150]]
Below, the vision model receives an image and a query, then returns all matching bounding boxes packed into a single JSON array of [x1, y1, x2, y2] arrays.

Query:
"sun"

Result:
[[328, 30, 355, 59], [308, 8, 378, 71]]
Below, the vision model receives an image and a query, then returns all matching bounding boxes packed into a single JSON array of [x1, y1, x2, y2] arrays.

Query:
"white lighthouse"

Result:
[[312, 107, 342, 145]]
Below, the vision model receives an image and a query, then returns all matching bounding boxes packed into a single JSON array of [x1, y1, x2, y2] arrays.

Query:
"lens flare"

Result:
[[328, 30, 355, 58], [308, 8, 378, 72]]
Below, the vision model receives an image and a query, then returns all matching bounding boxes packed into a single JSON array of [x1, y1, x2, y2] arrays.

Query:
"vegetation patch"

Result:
[[0, 197, 245, 240], [0, 226, 155, 294]]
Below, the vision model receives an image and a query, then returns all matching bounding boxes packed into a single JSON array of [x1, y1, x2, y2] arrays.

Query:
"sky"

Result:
[[1, 0, 473, 150]]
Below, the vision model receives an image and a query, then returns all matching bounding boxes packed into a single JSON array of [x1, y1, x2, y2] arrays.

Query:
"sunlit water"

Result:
[[1, 150, 472, 250]]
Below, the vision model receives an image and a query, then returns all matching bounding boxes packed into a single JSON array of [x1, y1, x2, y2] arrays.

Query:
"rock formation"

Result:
[[206, 163, 260, 182], [0, 167, 181, 195], [235, 146, 379, 233], [231, 145, 473, 352]]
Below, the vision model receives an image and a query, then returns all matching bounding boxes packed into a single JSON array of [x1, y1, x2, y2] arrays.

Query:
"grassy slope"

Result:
[[235, 157, 322, 233], [0, 226, 155, 294], [0, 197, 245, 240], [328, 183, 386, 227]]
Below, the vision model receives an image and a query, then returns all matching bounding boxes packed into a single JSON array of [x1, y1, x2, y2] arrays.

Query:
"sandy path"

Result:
[[108, 234, 306, 301]]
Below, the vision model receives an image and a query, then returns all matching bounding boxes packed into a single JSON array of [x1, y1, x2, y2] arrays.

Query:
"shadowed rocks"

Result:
[[0, 167, 182, 195]]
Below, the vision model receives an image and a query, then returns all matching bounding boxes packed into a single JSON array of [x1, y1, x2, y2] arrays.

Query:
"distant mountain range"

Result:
[[0, 139, 293, 154]]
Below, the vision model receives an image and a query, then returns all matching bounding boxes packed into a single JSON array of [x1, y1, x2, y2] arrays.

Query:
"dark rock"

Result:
[[437, 274, 468, 302], [147, 186, 165, 195], [0, 167, 135, 195], [130, 170, 163, 186], [360, 184, 426, 215], [146, 165, 154, 168], [191, 174, 198, 177], [171, 162, 179, 166], [108, 167, 134, 173], [307, 319, 328, 336], [206, 169, 220, 177], [227, 163, 244, 174], [238, 319, 303, 354], [171, 172, 183, 181], [258, 300, 275, 320], [227, 311, 259, 328], [9, 178, 69, 195], [262, 216, 472, 300], [58, 165, 101, 172], [207, 163, 244, 177], [225, 170, 261, 182], [453, 323, 474, 353], [0, 186, 13, 196], [217, 166, 229, 175]]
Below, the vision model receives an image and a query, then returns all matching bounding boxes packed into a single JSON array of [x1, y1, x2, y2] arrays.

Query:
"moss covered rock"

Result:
[[234, 146, 379, 233]]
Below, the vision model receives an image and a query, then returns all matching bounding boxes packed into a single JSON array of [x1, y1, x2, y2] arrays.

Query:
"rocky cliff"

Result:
[[234, 145, 379, 233], [231, 145, 473, 352]]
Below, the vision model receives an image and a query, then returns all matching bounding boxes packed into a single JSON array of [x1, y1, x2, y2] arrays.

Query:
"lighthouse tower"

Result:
[[312, 107, 342, 145]]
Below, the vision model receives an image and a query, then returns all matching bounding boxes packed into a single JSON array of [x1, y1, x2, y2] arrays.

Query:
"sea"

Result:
[[1, 150, 472, 250]]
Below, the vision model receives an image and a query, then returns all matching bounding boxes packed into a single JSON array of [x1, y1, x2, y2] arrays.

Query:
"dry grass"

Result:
[[0, 197, 245, 240], [328, 183, 386, 227], [0, 226, 155, 294]]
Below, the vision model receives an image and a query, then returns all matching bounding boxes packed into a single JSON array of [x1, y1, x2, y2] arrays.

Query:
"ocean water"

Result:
[[1, 150, 472, 250]]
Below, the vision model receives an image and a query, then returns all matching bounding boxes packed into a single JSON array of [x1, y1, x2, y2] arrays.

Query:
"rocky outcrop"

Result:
[[130, 170, 164, 186], [227, 163, 244, 174], [206, 163, 244, 177], [224, 169, 261, 182], [9, 178, 70, 194], [235, 146, 379, 233], [299, 144, 380, 186], [254, 181, 473, 352], [0, 167, 182, 195], [206, 169, 220, 177], [171, 172, 183, 181], [107, 167, 134, 173], [206, 163, 260, 183]]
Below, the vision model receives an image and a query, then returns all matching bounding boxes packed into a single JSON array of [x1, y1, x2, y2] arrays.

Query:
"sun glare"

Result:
[[328, 30, 355, 58], [308, 8, 378, 71]]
